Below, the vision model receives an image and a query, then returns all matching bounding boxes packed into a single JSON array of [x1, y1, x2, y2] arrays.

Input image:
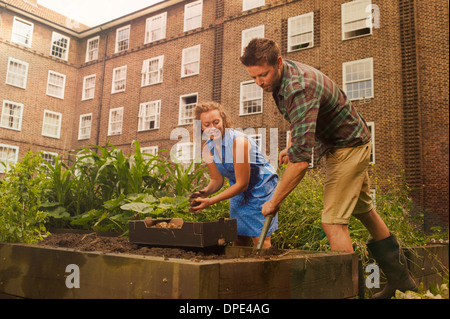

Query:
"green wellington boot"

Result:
[[367, 234, 418, 299]]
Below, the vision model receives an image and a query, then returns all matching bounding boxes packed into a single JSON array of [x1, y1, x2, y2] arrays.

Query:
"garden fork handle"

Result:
[[256, 215, 273, 254]]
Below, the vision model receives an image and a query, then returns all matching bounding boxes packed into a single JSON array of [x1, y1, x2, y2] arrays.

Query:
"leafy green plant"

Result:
[[0, 151, 51, 243]]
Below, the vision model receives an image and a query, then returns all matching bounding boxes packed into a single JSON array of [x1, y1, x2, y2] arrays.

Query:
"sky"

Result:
[[37, 0, 165, 27]]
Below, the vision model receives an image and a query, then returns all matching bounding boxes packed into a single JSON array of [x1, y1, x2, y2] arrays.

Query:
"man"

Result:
[[240, 38, 417, 299]]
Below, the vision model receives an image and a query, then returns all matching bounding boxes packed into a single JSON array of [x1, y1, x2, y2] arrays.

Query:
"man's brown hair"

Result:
[[240, 38, 281, 67]]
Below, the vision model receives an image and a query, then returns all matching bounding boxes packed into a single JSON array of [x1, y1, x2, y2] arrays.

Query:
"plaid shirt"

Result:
[[273, 60, 371, 163]]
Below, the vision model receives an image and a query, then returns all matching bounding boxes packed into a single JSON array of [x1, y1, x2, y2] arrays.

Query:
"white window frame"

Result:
[[42, 110, 62, 139], [341, 0, 372, 41], [82, 74, 96, 100], [181, 45, 200, 78], [78, 113, 92, 140], [108, 107, 123, 136], [342, 57, 374, 101], [1, 100, 24, 131], [142, 55, 164, 86], [141, 146, 159, 157], [367, 121, 375, 164], [138, 100, 161, 131], [11, 16, 34, 48], [243, 0, 265, 11], [145, 12, 167, 44], [287, 12, 314, 52], [46, 70, 66, 99], [50, 32, 70, 61], [6, 57, 29, 89], [112, 66, 127, 93], [184, 0, 203, 32], [248, 133, 263, 148], [41, 151, 58, 167], [0, 144, 19, 173], [241, 25, 265, 54], [85, 36, 100, 62], [178, 93, 198, 126], [240, 80, 263, 116], [115, 25, 130, 53]]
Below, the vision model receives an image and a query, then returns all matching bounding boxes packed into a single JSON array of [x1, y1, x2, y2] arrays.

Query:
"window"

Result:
[[241, 25, 264, 54], [6, 57, 29, 89], [138, 100, 161, 131], [145, 12, 167, 43], [50, 32, 70, 60], [78, 113, 92, 140], [248, 133, 262, 148], [367, 121, 375, 164], [142, 56, 164, 86], [184, 0, 202, 32], [46, 71, 66, 99], [343, 57, 374, 100], [11, 17, 34, 47], [288, 12, 314, 52], [41, 151, 58, 167], [0, 144, 19, 173], [115, 25, 130, 53], [179, 93, 198, 125], [112, 66, 127, 93], [240, 81, 263, 115], [243, 0, 265, 11], [141, 146, 159, 157], [86, 36, 99, 62], [42, 110, 62, 139], [176, 142, 194, 163], [1, 100, 23, 131], [342, 0, 372, 40], [181, 45, 200, 78], [82, 75, 96, 100], [108, 107, 123, 136]]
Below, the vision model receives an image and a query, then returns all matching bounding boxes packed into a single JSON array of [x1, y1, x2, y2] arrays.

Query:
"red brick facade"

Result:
[[0, 0, 448, 230]]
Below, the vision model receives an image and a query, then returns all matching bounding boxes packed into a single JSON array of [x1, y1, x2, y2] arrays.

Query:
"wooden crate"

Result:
[[128, 217, 237, 248]]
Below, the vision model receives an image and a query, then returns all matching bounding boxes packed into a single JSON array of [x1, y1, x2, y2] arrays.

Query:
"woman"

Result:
[[189, 102, 278, 248]]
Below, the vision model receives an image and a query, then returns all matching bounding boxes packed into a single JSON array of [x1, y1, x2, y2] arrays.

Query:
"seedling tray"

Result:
[[128, 217, 237, 248]]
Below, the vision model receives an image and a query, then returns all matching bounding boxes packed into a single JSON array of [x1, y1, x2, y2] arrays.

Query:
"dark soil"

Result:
[[37, 233, 284, 261]]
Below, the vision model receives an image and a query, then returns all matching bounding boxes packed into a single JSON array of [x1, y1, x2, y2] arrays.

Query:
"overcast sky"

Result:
[[37, 0, 164, 26]]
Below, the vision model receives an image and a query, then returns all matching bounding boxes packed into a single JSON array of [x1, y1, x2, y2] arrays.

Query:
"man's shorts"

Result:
[[322, 141, 373, 225]]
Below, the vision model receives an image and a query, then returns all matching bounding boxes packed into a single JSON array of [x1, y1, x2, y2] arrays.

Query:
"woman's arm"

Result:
[[190, 136, 251, 213]]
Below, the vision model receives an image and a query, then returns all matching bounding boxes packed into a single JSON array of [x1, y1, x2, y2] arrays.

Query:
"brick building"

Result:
[[0, 0, 448, 231]]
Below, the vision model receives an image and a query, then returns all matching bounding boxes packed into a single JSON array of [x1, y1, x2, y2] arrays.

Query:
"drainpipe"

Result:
[[95, 28, 108, 151]]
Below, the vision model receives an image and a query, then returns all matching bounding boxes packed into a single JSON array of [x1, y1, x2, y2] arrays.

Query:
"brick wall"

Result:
[[0, 0, 448, 229]]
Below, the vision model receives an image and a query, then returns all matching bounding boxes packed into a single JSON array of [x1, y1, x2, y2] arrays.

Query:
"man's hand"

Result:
[[262, 200, 280, 217], [279, 147, 289, 165]]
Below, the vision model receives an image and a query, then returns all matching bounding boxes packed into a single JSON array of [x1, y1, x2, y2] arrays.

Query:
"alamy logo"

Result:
[[366, 4, 381, 29], [365, 264, 380, 288], [65, 264, 80, 289]]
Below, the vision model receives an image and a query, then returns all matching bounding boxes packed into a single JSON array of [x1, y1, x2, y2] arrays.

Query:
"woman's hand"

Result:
[[189, 197, 212, 214]]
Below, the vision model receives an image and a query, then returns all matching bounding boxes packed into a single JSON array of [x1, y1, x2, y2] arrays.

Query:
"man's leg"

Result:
[[322, 223, 354, 253], [354, 208, 390, 241]]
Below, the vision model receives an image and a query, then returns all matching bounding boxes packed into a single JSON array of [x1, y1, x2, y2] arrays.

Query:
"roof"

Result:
[[1, 0, 90, 32]]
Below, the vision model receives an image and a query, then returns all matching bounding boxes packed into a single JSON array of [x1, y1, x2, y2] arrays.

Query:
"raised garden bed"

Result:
[[0, 231, 447, 299], [0, 232, 359, 299]]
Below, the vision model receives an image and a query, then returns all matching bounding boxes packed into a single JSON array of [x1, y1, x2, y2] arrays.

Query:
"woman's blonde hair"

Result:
[[194, 102, 232, 129]]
